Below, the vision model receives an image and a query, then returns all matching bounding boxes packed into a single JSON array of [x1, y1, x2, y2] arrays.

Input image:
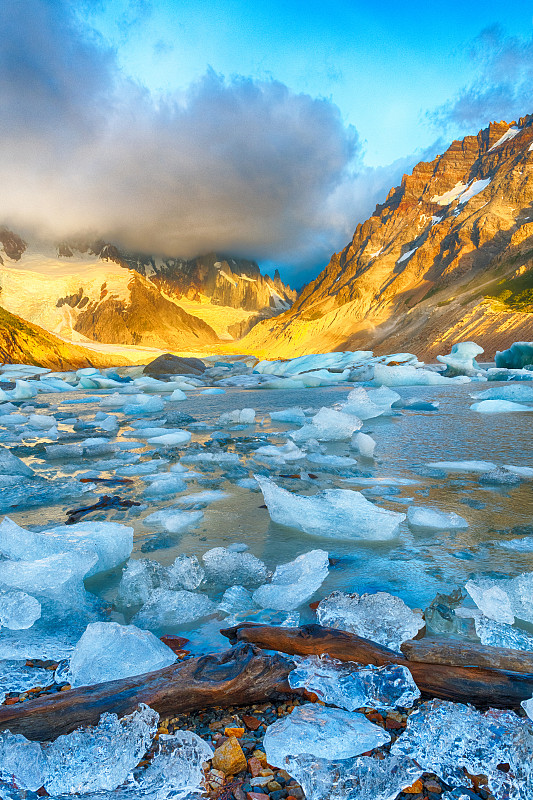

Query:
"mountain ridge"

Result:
[[237, 115, 533, 359]]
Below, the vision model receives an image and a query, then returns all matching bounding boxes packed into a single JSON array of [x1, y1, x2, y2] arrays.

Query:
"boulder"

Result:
[[143, 354, 206, 376]]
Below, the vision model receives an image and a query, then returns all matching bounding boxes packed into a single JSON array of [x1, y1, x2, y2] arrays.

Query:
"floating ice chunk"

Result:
[[351, 431, 376, 458], [134, 730, 213, 799], [117, 555, 205, 609], [42, 704, 159, 794], [0, 589, 41, 630], [147, 430, 192, 446], [503, 464, 533, 478], [0, 549, 97, 604], [289, 655, 420, 711], [255, 440, 306, 462], [132, 588, 216, 629], [124, 396, 166, 415], [407, 506, 468, 530], [256, 476, 405, 540], [169, 388, 187, 401], [437, 341, 484, 376], [253, 550, 329, 611], [495, 341, 533, 369], [317, 591, 424, 652], [165, 554, 205, 591], [143, 474, 187, 497], [307, 453, 358, 468], [0, 730, 45, 790], [68, 622, 176, 687], [144, 508, 203, 533], [270, 407, 307, 424], [180, 451, 240, 465], [10, 379, 38, 400], [427, 460, 497, 473], [368, 386, 402, 408], [341, 387, 385, 420], [472, 384, 533, 403], [0, 517, 134, 577], [263, 704, 390, 767], [470, 399, 533, 413], [218, 585, 255, 615], [27, 413, 57, 429], [173, 490, 229, 509], [202, 547, 268, 587], [373, 364, 470, 387], [465, 578, 514, 624], [291, 407, 362, 442], [0, 446, 34, 476], [391, 699, 533, 800], [475, 615, 533, 650], [218, 408, 256, 425], [285, 753, 423, 800], [202, 387, 225, 394]]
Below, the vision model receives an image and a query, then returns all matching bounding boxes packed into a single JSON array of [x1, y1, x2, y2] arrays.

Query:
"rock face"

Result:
[[0, 306, 127, 370], [240, 115, 533, 359], [0, 239, 295, 349]]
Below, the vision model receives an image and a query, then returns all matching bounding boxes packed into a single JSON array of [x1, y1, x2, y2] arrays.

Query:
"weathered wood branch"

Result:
[[401, 636, 533, 674], [220, 622, 533, 708], [0, 643, 294, 742]]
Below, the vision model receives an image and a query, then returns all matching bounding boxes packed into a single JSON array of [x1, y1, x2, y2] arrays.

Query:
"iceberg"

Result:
[[470, 399, 533, 413], [285, 753, 422, 800], [495, 341, 533, 369], [0, 589, 41, 630], [263, 703, 390, 767], [132, 730, 213, 799], [218, 408, 256, 425], [341, 387, 386, 420], [42, 704, 159, 794], [147, 430, 192, 446], [0, 517, 133, 577], [68, 621, 176, 687], [0, 730, 45, 791], [202, 546, 268, 587], [289, 655, 420, 711], [117, 555, 205, 609], [256, 475, 405, 540], [132, 588, 216, 629], [252, 550, 329, 611], [407, 506, 468, 530], [373, 364, 470, 386], [143, 507, 204, 533], [391, 699, 533, 800], [317, 590, 424, 652], [291, 406, 362, 442], [270, 407, 308, 424], [465, 578, 515, 624], [472, 384, 533, 403], [0, 447, 34, 476], [351, 431, 376, 458], [475, 614, 533, 650], [437, 341, 484, 376]]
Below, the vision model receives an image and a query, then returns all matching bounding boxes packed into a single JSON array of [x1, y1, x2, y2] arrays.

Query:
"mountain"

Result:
[[239, 115, 533, 360], [0, 306, 144, 370], [0, 234, 295, 351]]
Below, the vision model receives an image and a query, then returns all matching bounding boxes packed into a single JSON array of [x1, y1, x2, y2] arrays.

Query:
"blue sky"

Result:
[[1, 1, 532, 284], [84, 0, 532, 166]]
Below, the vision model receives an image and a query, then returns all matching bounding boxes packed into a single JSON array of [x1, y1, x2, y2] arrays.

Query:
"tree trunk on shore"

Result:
[[220, 622, 533, 709], [0, 643, 293, 742]]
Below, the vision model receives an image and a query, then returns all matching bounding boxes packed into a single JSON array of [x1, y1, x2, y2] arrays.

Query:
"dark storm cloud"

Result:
[[0, 0, 380, 275], [430, 26, 533, 131]]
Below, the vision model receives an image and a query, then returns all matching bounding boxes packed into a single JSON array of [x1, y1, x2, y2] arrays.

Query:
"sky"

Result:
[[1, 1, 532, 286]]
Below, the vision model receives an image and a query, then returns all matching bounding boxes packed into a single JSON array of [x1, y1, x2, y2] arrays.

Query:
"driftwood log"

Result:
[[220, 622, 533, 709], [0, 643, 293, 741], [401, 636, 533, 674]]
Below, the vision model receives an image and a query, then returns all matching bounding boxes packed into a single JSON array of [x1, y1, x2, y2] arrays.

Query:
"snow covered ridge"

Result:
[[430, 177, 491, 206]]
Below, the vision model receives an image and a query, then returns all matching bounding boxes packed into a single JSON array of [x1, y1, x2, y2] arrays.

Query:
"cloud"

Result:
[[0, 0, 381, 278], [430, 26, 533, 131]]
